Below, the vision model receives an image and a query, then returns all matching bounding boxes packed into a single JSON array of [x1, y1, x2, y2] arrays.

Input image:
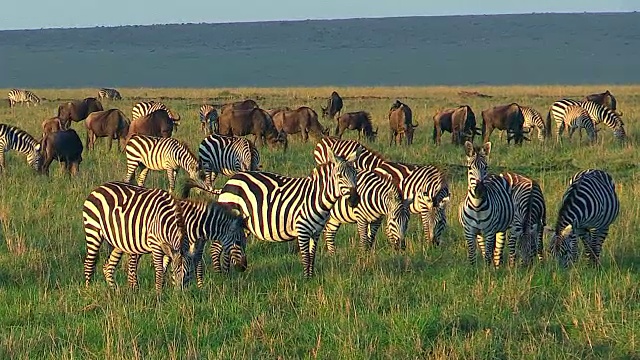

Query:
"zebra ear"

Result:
[[326, 146, 337, 164], [158, 242, 175, 258], [230, 208, 242, 218], [482, 142, 492, 157], [464, 141, 474, 157]]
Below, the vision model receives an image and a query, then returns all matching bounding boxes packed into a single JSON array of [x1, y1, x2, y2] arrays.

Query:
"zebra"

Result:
[[82, 181, 191, 292], [131, 101, 180, 128], [556, 105, 598, 144], [0, 124, 43, 173], [520, 106, 546, 141], [97, 88, 122, 100], [314, 137, 450, 246], [547, 99, 626, 141], [324, 169, 410, 254], [198, 134, 260, 187], [124, 135, 202, 194], [199, 105, 219, 135], [7, 89, 40, 107], [500, 172, 546, 266], [216, 147, 360, 277], [458, 141, 514, 267], [549, 169, 620, 267]]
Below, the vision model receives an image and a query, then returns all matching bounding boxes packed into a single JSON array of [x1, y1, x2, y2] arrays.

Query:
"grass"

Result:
[[0, 85, 639, 359]]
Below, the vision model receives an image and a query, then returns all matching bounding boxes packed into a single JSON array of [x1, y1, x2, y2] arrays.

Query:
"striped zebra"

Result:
[[500, 172, 546, 266], [314, 137, 450, 246], [124, 135, 202, 194], [82, 181, 191, 291], [0, 124, 43, 173], [547, 99, 626, 141], [7, 89, 40, 107], [199, 105, 219, 135], [459, 142, 514, 267], [216, 147, 360, 277], [549, 169, 620, 267], [97, 88, 122, 100], [324, 170, 410, 254], [520, 106, 547, 141], [556, 105, 597, 144], [132, 101, 180, 128], [198, 134, 260, 187]]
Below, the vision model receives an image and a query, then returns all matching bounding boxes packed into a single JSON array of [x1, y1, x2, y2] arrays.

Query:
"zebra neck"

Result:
[[467, 181, 486, 205]]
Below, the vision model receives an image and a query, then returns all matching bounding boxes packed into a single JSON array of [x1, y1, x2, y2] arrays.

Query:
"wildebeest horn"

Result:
[[412, 123, 419, 128]]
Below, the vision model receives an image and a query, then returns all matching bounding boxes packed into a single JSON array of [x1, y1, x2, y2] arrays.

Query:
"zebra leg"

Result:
[[127, 254, 141, 289], [536, 224, 544, 261], [323, 220, 341, 255], [136, 167, 149, 187], [83, 234, 104, 287], [205, 171, 218, 188], [493, 232, 507, 268], [464, 228, 478, 265], [102, 247, 124, 288], [0, 146, 5, 172], [588, 228, 608, 267], [368, 219, 382, 250], [476, 234, 486, 262], [484, 233, 497, 266], [507, 228, 518, 267], [556, 122, 564, 143], [191, 239, 206, 287], [123, 161, 138, 183], [356, 220, 371, 251], [210, 241, 229, 274], [151, 249, 168, 292], [297, 231, 317, 278], [166, 169, 177, 194]]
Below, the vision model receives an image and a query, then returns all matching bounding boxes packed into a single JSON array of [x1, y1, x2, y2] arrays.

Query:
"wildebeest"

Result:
[[57, 97, 104, 123], [220, 99, 259, 114], [41, 117, 69, 139], [481, 103, 528, 145], [273, 106, 329, 141], [388, 100, 417, 145], [218, 108, 288, 150], [85, 109, 131, 151], [584, 90, 621, 115], [335, 111, 377, 141], [433, 105, 479, 145], [125, 109, 176, 143], [321, 91, 343, 119], [266, 107, 291, 118], [41, 129, 83, 176]]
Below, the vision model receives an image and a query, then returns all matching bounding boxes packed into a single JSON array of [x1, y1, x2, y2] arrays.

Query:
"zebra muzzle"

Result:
[[346, 188, 360, 207]]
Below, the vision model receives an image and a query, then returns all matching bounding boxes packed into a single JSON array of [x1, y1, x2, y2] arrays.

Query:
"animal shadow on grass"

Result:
[[419, 313, 480, 356]]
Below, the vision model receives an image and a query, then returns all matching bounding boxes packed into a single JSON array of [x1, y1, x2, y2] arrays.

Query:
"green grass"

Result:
[[1, 86, 639, 359]]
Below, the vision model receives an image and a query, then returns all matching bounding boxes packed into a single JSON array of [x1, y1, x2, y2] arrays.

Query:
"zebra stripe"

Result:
[[313, 137, 385, 170], [548, 99, 626, 141], [500, 172, 546, 265], [199, 134, 260, 187], [124, 135, 202, 194], [97, 88, 122, 100], [324, 170, 410, 253], [520, 106, 546, 141], [82, 181, 190, 291], [556, 105, 598, 143], [550, 169, 620, 267], [0, 123, 43, 173], [132, 101, 176, 122], [199, 105, 219, 135], [217, 147, 359, 277], [7, 89, 40, 107], [459, 142, 514, 267]]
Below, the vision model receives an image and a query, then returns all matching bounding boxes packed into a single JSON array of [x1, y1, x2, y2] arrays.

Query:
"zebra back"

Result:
[[7, 89, 40, 106], [126, 135, 201, 179], [580, 101, 626, 140], [98, 88, 122, 100], [313, 137, 385, 170], [0, 123, 43, 172]]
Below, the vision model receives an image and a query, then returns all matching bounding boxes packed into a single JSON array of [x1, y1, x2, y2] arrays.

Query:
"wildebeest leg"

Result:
[[483, 125, 494, 144], [108, 135, 113, 151], [70, 162, 79, 176], [41, 156, 54, 176], [166, 169, 177, 194], [568, 126, 576, 141], [135, 167, 149, 186]]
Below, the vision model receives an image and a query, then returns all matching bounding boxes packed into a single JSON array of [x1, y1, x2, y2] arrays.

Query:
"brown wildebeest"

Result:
[[321, 91, 343, 119], [125, 109, 176, 143], [41, 117, 69, 139], [273, 106, 329, 141], [433, 105, 479, 145], [218, 108, 288, 150], [266, 107, 291, 118], [220, 99, 259, 114], [388, 100, 417, 145], [335, 111, 377, 141], [85, 109, 131, 151], [584, 90, 621, 115], [41, 129, 83, 176], [481, 103, 528, 145], [57, 97, 104, 123]]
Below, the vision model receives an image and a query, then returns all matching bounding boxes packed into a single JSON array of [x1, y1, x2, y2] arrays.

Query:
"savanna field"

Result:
[[0, 86, 639, 359]]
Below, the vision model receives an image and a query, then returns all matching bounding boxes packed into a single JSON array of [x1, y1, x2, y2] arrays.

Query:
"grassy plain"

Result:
[[0, 85, 639, 359]]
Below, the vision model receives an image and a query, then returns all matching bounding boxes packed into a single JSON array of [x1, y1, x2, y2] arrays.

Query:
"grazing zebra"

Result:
[[500, 172, 546, 265], [314, 137, 450, 246], [520, 106, 546, 141], [0, 124, 43, 173], [82, 181, 190, 291], [132, 101, 180, 126], [459, 142, 514, 267], [124, 135, 202, 194], [7, 89, 40, 107], [217, 147, 360, 277], [97, 88, 122, 100], [547, 99, 626, 141], [198, 134, 260, 187], [556, 105, 598, 144], [549, 169, 620, 267], [199, 105, 219, 135], [324, 170, 410, 254]]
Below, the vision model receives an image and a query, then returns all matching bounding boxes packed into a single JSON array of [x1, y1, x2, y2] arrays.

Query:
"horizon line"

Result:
[[1, 10, 636, 32]]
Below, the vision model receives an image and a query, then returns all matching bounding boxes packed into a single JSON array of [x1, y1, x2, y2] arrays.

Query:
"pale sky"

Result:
[[1, 0, 638, 30]]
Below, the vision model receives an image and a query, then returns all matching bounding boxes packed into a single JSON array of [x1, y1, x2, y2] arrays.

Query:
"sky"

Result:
[[1, 0, 638, 30]]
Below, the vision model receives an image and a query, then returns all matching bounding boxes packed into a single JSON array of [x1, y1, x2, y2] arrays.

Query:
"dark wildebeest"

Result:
[[57, 97, 104, 123], [481, 103, 528, 145], [273, 106, 330, 142], [335, 111, 377, 141], [125, 109, 176, 143], [321, 91, 343, 120], [41, 129, 83, 176], [584, 90, 621, 116], [85, 109, 131, 151], [218, 108, 288, 150], [388, 100, 418, 145], [220, 99, 259, 114], [433, 105, 480, 145], [41, 117, 69, 139], [266, 107, 291, 118]]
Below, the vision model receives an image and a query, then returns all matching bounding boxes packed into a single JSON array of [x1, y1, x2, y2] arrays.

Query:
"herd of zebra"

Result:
[[0, 88, 624, 292]]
